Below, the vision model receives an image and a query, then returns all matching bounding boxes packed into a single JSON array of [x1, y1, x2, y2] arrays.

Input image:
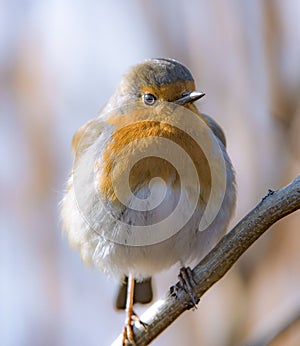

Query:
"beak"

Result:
[[174, 91, 205, 105]]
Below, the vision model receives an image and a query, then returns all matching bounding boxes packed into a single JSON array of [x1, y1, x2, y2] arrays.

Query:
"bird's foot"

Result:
[[122, 309, 147, 345], [170, 266, 199, 310]]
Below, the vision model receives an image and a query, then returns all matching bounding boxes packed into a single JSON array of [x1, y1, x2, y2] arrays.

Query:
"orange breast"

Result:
[[97, 110, 211, 212]]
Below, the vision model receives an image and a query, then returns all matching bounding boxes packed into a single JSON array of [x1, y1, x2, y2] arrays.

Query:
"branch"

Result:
[[112, 176, 300, 346], [240, 309, 300, 346]]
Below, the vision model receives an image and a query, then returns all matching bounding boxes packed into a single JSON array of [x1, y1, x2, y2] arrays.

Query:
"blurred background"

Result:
[[1, 1, 300, 345]]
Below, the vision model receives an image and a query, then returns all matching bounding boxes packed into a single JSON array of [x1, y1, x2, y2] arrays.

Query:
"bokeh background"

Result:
[[1, 1, 300, 345]]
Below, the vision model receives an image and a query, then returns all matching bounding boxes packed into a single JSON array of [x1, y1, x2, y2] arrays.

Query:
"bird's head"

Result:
[[110, 58, 205, 111]]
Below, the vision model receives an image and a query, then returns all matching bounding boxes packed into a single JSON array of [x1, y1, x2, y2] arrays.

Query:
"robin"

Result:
[[61, 58, 236, 345]]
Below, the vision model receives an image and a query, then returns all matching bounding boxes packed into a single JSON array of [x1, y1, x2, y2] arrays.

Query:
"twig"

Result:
[[112, 176, 300, 346], [240, 309, 300, 346]]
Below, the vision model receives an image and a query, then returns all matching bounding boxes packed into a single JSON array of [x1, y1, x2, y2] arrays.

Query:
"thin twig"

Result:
[[240, 309, 300, 346], [112, 176, 300, 346]]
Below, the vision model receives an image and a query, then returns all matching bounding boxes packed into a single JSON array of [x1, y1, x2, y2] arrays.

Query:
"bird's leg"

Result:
[[170, 266, 200, 310], [122, 274, 135, 345], [122, 274, 148, 345]]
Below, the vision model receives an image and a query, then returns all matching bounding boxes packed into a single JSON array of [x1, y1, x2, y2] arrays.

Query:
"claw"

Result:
[[170, 267, 199, 310], [122, 324, 135, 345]]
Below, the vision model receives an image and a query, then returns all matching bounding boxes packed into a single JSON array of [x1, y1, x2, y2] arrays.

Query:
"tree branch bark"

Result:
[[112, 176, 300, 346]]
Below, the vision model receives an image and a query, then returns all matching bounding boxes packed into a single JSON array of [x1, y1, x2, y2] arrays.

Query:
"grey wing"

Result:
[[201, 113, 227, 148], [72, 117, 104, 158]]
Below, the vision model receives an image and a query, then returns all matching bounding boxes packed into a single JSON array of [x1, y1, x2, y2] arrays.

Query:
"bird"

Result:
[[61, 58, 236, 345]]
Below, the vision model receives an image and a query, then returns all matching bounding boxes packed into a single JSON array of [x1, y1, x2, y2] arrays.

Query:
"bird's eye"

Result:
[[142, 93, 157, 106]]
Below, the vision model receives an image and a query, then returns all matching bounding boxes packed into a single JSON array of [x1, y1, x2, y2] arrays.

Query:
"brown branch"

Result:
[[112, 176, 300, 346], [240, 309, 300, 346]]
